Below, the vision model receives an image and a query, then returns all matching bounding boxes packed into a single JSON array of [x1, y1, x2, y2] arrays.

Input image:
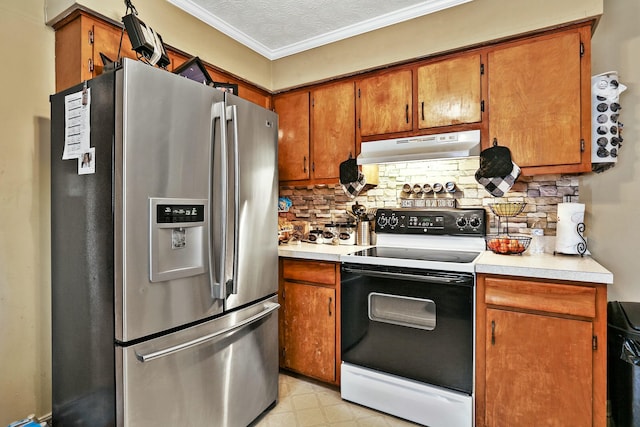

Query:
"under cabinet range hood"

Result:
[[357, 129, 481, 164]]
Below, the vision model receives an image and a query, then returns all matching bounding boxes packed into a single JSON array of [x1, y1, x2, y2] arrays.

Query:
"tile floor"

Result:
[[253, 371, 420, 427]]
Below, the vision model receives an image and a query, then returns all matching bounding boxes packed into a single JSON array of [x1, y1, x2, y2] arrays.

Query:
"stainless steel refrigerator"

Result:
[[50, 58, 279, 426]]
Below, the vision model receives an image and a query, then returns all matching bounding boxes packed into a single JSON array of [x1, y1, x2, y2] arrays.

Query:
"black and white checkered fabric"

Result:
[[341, 171, 366, 199], [475, 162, 521, 197]]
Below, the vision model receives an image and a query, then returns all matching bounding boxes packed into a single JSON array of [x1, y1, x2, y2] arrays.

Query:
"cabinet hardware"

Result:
[[491, 320, 496, 345], [328, 297, 332, 316], [481, 100, 485, 113], [303, 156, 307, 173], [580, 42, 585, 57], [580, 139, 585, 152], [405, 104, 409, 124], [421, 101, 425, 121], [358, 118, 361, 129], [480, 63, 485, 75], [593, 336, 597, 350], [358, 88, 361, 98], [88, 58, 94, 73], [312, 162, 315, 172], [88, 29, 94, 44]]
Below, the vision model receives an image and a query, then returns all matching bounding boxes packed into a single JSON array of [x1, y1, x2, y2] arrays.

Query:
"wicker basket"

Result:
[[485, 235, 531, 255], [489, 202, 526, 217]]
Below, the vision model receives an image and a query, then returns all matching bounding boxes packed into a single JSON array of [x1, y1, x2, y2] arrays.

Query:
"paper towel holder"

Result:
[[554, 196, 588, 257], [554, 222, 588, 257]]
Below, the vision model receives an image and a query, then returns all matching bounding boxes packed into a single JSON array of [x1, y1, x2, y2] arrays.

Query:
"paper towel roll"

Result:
[[555, 203, 587, 255]]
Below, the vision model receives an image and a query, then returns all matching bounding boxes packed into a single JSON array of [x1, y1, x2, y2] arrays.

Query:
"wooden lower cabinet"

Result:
[[476, 274, 607, 427], [279, 258, 340, 385]]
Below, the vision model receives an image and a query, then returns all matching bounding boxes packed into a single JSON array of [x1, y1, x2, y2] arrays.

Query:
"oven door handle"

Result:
[[342, 267, 472, 285]]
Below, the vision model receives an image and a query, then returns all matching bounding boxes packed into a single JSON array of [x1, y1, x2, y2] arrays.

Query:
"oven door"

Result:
[[341, 263, 474, 394]]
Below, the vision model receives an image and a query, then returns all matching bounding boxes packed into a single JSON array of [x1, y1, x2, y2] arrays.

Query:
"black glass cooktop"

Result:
[[351, 247, 480, 263]]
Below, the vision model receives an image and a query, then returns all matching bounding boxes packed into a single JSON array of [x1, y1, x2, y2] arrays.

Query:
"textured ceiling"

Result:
[[168, 0, 472, 60]]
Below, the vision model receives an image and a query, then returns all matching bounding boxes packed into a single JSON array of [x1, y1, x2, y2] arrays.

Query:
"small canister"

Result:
[[356, 220, 371, 246], [323, 222, 339, 245], [307, 229, 324, 244], [338, 223, 356, 245]]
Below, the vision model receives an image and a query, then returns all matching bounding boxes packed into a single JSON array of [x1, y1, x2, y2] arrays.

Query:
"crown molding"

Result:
[[167, 0, 473, 60]]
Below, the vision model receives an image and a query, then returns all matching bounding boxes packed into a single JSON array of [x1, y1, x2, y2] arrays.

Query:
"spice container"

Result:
[[338, 223, 356, 245]]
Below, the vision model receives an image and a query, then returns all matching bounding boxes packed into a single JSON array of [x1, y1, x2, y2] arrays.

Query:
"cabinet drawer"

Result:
[[484, 276, 596, 318], [282, 259, 336, 285]]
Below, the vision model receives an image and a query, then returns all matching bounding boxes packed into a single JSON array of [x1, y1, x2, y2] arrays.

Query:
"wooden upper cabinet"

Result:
[[54, 11, 137, 91], [312, 81, 356, 180], [53, 8, 271, 107], [417, 54, 482, 129], [487, 26, 591, 174], [358, 69, 413, 137], [274, 91, 310, 181]]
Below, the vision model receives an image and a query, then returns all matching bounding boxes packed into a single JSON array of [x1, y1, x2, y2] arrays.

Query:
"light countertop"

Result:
[[278, 242, 371, 262], [476, 251, 613, 284], [278, 242, 613, 285]]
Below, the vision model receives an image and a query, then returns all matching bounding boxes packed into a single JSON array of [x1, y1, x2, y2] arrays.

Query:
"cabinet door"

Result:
[[274, 91, 310, 181], [485, 308, 593, 426], [283, 281, 336, 383], [488, 30, 584, 170], [417, 54, 482, 129], [312, 81, 356, 180], [358, 69, 413, 136], [91, 18, 137, 76]]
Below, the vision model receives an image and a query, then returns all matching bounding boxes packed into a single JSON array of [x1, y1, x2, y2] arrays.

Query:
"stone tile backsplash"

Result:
[[279, 158, 579, 236]]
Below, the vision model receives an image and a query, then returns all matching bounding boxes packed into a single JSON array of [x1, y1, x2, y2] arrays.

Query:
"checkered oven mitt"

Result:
[[339, 157, 366, 199], [475, 162, 521, 197]]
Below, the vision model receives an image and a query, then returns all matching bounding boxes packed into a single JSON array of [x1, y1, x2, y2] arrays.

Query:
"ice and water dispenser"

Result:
[[149, 198, 207, 282]]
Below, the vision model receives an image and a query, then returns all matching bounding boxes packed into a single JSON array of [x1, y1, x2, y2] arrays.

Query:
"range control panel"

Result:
[[375, 208, 486, 236]]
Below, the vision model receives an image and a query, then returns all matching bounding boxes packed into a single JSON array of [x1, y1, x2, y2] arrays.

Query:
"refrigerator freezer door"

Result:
[[118, 296, 279, 426], [223, 94, 279, 311], [115, 59, 225, 342]]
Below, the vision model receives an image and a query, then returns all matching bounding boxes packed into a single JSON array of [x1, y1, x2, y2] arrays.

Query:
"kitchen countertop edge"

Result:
[[278, 242, 372, 263], [476, 251, 613, 284], [279, 244, 613, 285]]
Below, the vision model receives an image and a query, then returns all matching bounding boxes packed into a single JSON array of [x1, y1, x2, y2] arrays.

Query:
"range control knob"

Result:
[[377, 216, 388, 228], [456, 217, 467, 228], [389, 215, 399, 227], [469, 216, 481, 228]]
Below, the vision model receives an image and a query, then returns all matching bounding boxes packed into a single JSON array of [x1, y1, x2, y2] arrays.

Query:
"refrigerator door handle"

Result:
[[134, 302, 280, 362], [228, 104, 240, 295], [209, 101, 228, 300]]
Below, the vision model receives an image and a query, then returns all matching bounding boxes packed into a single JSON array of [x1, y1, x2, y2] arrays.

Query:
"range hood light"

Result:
[[357, 129, 481, 165]]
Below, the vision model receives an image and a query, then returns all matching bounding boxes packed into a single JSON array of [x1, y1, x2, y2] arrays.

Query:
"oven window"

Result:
[[368, 293, 436, 330]]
